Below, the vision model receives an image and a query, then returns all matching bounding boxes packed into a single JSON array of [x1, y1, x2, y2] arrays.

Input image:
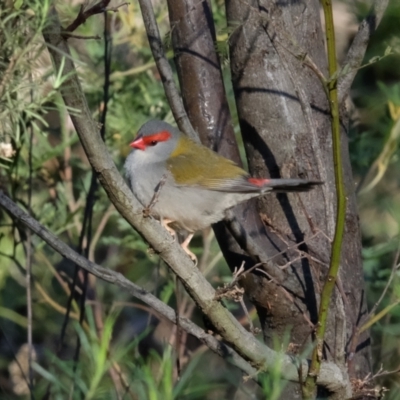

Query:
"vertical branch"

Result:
[[303, 1, 347, 398], [26, 66, 35, 396], [137, 0, 199, 142], [166, 0, 237, 153], [100, 10, 111, 138], [26, 118, 34, 396]]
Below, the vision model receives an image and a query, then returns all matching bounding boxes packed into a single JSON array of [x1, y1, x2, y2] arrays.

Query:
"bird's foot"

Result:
[[160, 217, 176, 242], [181, 233, 197, 266]]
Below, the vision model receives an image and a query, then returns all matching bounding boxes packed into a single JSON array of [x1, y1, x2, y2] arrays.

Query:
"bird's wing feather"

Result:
[[166, 137, 264, 193]]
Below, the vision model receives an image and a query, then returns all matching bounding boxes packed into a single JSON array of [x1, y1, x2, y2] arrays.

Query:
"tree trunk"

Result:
[[167, 0, 372, 397]]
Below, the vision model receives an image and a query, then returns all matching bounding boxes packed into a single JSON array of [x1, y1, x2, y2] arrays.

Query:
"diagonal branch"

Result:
[[64, 0, 128, 35], [338, 0, 389, 103]]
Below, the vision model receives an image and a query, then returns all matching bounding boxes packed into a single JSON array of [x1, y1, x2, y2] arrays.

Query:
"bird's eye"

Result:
[[149, 140, 158, 146]]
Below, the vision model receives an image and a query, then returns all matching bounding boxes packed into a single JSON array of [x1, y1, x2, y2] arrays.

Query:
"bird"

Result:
[[124, 120, 321, 263]]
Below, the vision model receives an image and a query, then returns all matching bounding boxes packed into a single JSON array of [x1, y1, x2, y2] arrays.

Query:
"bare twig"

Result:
[[238, 297, 258, 333], [64, 1, 128, 35], [35, 283, 82, 323], [62, 33, 101, 40], [224, 231, 322, 285], [347, 247, 400, 374], [278, 254, 306, 270], [369, 365, 400, 380], [216, 259, 315, 330], [338, 0, 389, 103], [25, 123, 34, 396], [88, 204, 114, 262], [224, 210, 285, 280], [350, 365, 396, 399], [368, 247, 400, 318], [143, 174, 168, 217]]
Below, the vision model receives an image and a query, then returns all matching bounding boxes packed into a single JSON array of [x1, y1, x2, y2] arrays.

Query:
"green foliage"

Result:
[[30, 310, 229, 400]]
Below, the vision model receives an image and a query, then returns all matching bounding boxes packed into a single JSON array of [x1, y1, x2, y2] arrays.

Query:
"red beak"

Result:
[[130, 136, 146, 151]]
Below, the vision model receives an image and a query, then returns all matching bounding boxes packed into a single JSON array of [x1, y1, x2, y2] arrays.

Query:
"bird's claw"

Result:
[[181, 233, 197, 266], [160, 217, 177, 242], [184, 248, 198, 266]]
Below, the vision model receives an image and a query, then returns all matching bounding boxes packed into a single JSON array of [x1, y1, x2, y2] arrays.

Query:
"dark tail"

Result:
[[264, 179, 323, 193]]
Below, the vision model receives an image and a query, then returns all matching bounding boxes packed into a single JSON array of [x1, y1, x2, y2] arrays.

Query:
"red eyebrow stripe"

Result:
[[142, 131, 171, 145], [248, 178, 270, 187]]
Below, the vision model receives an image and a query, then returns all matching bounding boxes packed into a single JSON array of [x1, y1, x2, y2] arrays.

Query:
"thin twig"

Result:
[[62, 33, 101, 40], [64, 1, 128, 35], [88, 204, 114, 262], [225, 230, 322, 285], [338, 0, 389, 104], [25, 69, 34, 396], [369, 365, 400, 379], [143, 174, 168, 217], [174, 278, 182, 380], [369, 247, 400, 318], [347, 247, 400, 374], [35, 283, 81, 323], [238, 297, 257, 333]]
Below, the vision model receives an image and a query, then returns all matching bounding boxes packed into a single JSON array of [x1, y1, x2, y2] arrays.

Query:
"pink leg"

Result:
[[161, 217, 176, 241], [160, 220, 197, 265], [181, 233, 197, 265]]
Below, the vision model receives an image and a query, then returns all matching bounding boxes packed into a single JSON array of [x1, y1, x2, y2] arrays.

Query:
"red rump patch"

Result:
[[248, 178, 270, 187]]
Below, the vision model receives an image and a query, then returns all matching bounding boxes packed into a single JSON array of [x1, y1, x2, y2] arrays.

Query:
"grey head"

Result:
[[129, 120, 181, 163]]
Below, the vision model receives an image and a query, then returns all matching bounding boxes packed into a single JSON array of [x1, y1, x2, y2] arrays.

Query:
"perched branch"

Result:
[[136, 0, 199, 141], [338, 0, 389, 103]]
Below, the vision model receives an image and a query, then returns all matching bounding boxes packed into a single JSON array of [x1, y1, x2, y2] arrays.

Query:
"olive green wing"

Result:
[[166, 139, 263, 193]]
